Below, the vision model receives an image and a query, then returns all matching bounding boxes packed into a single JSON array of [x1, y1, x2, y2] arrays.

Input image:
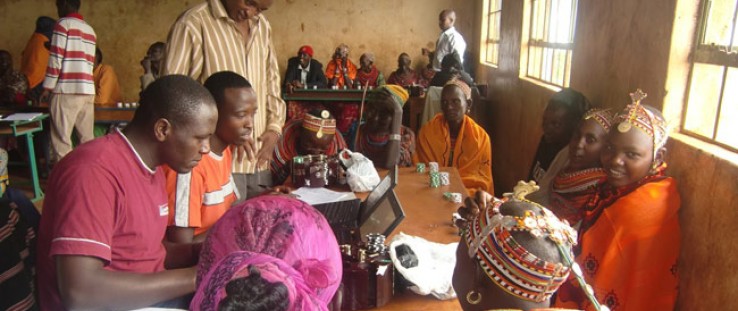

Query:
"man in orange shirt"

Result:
[[164, 71, 257, 243], [21, 16, 55, 103]]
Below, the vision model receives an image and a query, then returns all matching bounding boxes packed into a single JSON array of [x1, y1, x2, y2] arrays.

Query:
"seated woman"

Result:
[[414, 79, 492, 195], [193, 195, 342, 310], [325, 44, 357, 89], [386, 53, 419, 88], [355, 85, 415, 168], [0, 50, 29, 106], [429, 51, 474, 88], [453, 185, 605, 311], [529, 89, 591, 184], [529, 108, 613, 225], [354, 53, 385, 88], [554, 90, 680, 311], [270, 110, 347, 185]]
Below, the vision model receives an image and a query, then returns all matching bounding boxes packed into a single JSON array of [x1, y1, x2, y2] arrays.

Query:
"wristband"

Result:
[[389, 134, 401, 141]]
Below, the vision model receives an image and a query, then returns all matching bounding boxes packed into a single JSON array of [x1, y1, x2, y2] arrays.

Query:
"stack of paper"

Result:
[[1, 113, 43, 121], [291, 187, 357, 206]]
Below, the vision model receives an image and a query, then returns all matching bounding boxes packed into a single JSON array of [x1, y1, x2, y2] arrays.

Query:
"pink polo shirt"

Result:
[[36, 130, 168, 311]]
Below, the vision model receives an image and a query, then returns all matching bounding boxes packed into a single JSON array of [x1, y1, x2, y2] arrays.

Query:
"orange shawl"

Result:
[[413, 113, 493, 195], [554, 178, 680, 310], [93, 64, 122, 105], [20, 33, 50, 89], [325, 59, 357, 87]]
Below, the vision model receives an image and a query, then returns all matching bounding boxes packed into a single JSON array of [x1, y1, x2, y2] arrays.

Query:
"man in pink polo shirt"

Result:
[[36, 75, 218, 310]]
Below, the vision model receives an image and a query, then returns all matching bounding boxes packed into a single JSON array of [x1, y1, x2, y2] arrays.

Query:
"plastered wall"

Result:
[[0, 0, 476, 101], [475, 0, 738, 309]]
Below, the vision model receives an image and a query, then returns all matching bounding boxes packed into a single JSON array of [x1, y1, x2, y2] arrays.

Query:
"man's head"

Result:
[[0, 50, 11, 74], [440, 51, 463, 73], [56, 0, 81, 18], [298, 110, 336, 155], [359, 53, 374, 71], [222, 0, 274, 22], [334, 44, 349, 60], [204, 71, 257, 147], [131, 75, 218, 173], [542, 89, 591, 145], [147, 42, 166, 62], [35, 16, 56, 39], [397, 53, 411, 69], [439, 9, 456, 31], [297, 45, 313, 68], [94, 48, 102, 67]]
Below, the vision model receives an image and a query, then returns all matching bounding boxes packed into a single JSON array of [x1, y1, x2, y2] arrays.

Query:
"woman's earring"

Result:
[[466, 290, 482, 305]]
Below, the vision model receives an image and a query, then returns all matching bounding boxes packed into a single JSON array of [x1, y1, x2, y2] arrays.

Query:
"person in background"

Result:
[[418, 51, 436, 88], [528, 89, 591, 184], [0, 50, 28, 106], [0, 148, 39, 311], [355, 85, 415, 168], [283, 45, 327, 92], [555, 91, 680, 311], [414, 79, 492, 196], [325, 44, 357, 89], [40, 0, 97, 163], [528, 108, 613, 225], [354, 52, 385, 88], [387, 53, 419, 88], [140, 41, 165, 91], [21, 16, 56, 104], [164, 0, 286, 199], [92, 48, 122, 105], [36, 75, 217, 310], [192, 195, 342, 311], [430, 51, 474, 88], [423, 9, 467, 72], [270, 110, 347, 186], [165, 71, 257, 244]]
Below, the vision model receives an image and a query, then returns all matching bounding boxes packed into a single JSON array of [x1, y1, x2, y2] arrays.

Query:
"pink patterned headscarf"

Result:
[[193, 195, 342, 310]]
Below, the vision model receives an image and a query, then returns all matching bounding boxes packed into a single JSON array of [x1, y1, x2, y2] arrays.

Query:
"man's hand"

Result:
[[255, 130, 279, 167], [39, 89, 51, 105], [141, 56, 152, 73], [234, 136, 257, 163]]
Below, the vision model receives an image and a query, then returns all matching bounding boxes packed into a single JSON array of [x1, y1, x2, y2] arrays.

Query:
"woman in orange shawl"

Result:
[[554, 90, 680, 311], [414, 79, 492, 195]]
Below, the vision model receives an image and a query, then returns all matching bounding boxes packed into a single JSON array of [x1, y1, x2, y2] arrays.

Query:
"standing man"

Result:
[[36, 75, 217, 310], [40, 0, 96, 163], [422, 9, 467, 72], [164, 0, 286, 198]]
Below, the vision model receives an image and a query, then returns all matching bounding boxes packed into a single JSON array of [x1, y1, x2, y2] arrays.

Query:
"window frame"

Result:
[[522, 0, 578, 88], [681, 0, 738, 153], [481, 0, 503, 67]]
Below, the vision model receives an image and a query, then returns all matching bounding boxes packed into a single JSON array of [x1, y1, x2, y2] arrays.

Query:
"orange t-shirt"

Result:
[[165, 148, 238, 236]]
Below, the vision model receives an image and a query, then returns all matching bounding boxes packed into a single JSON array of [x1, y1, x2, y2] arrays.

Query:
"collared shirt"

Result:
[[163, 0, 286, 173], [299, 63, 310, 85], [433, 26, 467, 71], [43, 13, 97, 94]]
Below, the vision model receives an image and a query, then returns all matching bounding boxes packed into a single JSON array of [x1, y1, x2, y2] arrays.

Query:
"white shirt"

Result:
[[299, 63, 310, 85], [433, 26, 467, 71]]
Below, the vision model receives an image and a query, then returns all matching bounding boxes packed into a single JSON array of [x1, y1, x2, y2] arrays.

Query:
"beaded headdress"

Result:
[[583, 108, 614, 132], [613, 89, 668, 161], [302, 110, 336, 138], [464, 181, 609, 310], [445, 78, 472, 100]]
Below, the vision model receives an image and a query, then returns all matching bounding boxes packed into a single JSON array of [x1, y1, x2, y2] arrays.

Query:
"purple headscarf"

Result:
[[193, 195, 342, 310]]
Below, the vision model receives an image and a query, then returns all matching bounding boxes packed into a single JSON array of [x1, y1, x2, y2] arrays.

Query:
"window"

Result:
[[682, 0, 738, 151], [481, 0, 503, 66], [523, 0, 578, 87]]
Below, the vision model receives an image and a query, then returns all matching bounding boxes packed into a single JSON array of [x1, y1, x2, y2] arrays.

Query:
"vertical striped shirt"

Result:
[[163, 0, 286, 174], [42, 13, 96, 95]]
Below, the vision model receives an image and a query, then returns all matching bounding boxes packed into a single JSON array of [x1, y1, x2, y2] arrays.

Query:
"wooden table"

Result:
[[372, 166, 465, 311]]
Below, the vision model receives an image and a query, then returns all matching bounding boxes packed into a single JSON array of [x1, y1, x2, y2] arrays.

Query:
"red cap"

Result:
[[298, 45, 314, 57]]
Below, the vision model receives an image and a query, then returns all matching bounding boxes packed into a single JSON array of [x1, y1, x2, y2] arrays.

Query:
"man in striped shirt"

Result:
[[163, 0, 286, 199], [40, 0, 97, 163]]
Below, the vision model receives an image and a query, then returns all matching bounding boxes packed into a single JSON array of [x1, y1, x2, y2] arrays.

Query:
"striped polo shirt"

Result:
[[163, 0, 286, 174], [42, 13, 96, 95]]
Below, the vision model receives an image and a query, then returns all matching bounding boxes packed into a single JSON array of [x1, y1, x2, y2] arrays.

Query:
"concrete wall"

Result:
[[0, 0, 476, 100], [474, 0, 738, 309]]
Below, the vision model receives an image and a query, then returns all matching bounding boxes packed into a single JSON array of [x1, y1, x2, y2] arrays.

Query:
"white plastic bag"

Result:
[[339, 150, 380, 192], [388, 232, 459, 300]]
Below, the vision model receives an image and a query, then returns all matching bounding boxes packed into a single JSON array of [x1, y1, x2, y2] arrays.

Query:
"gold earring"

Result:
[[466, 290, 482, 305]]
